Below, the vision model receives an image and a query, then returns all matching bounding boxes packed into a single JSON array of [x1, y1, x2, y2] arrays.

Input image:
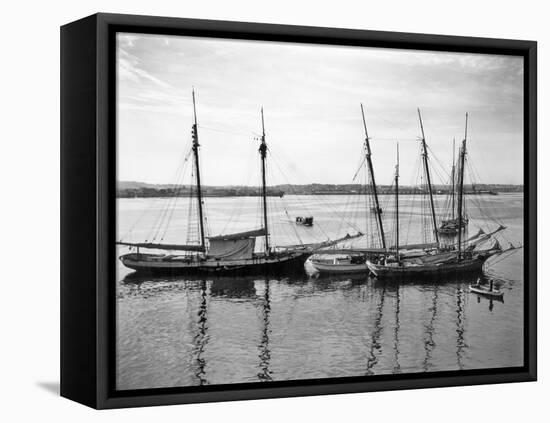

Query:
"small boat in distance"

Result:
[[438, 217, 469, 235], [295, 216, 314, 226], [117, 90, 361, 275], [469, 278, 504, 299]]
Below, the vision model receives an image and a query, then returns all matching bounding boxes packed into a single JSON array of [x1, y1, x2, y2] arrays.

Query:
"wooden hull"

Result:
[[119, 250, 310, 276], [469, 285, 504, 299], [366, 256, 486, 279], [309, 259, 369, 275]]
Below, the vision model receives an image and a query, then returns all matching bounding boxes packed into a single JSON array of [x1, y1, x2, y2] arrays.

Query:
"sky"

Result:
[[116, 33, 524, 187]]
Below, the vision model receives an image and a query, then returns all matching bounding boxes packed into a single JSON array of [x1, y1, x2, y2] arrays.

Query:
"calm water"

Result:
[[116, 193, 524, 390]]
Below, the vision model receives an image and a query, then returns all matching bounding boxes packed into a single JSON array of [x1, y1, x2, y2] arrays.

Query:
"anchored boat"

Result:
[[295, 216, 314, 226], [367, 111, 518, 279], [310, 104, 389, 275], [438, 138, 469, 235], [117, 91, 358, 275], [469, 282, 504, 299]]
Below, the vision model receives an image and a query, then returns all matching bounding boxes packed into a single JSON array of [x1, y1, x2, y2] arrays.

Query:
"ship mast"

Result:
[[451, 138, 456, 221], [417, 108, 440, 246], [457, 113, 468, 258], [361, 104, 386, 250], [191, 89, 206, 249], [395, 142, 400, 264], [259, 107, 270, 255]]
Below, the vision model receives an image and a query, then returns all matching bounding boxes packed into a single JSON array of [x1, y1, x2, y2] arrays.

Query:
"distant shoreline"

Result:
[[117, 182, 523, 199]]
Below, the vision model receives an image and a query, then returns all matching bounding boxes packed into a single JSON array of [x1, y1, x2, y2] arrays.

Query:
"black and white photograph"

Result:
[[114, 32, 525, 391]]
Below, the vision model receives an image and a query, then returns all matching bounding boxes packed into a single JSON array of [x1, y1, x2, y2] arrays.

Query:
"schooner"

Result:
[[366, 111, 512, 278], [438, 138, 469, 235], [309, 104, 388, 274], [117, 90, 358, 275]]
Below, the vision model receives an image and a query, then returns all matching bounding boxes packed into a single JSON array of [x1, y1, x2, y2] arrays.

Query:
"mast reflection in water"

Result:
[[116, 267, 523, 390]]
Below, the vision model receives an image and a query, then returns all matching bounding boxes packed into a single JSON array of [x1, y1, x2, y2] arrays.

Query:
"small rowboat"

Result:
[[469, 284, 504, 299]]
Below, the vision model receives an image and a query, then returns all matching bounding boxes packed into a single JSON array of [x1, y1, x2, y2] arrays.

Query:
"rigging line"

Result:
[[163, 155, 195, 241], [146, 149, 191, 242], [197, 157, 211, 239], [405, 155, 422, 244], [148, 142, 194, 237], [336, 185, 357, 238], [467, 162, 505, 227], [266, 150, 342, 239], [218, 145, 257, 234], [185, 179, 196, 245], [268, 143, 366, 237], [370, 137, 419, 142], [426, 144, 452, 181], [363, 108, 409, 132], [270, 146, 363, 235], [282, 205, 304, 245], [197, 124, 255, 137], [122, 146, 191, 242], [428, 157, 450, 187], [465, 164, 503, 228], [159, 158, 195, 241], [267, 161, 317, 245], [125, 167, 185, 241], [152, 153, 192, 242], [352, 157, 367, 182], [485, 247, 522, 268]]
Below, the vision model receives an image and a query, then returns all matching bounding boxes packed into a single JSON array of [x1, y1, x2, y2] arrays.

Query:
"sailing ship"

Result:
[[367, 111, 515, 279], [310, 104, 388, 274], [117, 90, 354, 275], [438, 138, 469, 235]]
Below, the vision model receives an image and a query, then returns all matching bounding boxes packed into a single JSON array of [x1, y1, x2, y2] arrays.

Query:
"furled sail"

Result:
[[208, 238, 257, 260], [208, 228, 267, 241], [390, 242, 439, 251], [116, 241, 206, 252], [207, 228, 266, 260]]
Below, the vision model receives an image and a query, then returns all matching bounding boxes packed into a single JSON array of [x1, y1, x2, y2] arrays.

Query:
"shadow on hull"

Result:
[[120, 252, 310, 278], [368, 261, 485, 282]]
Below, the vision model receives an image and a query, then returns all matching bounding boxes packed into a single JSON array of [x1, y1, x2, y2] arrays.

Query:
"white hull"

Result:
[[309, 256, 368, 274], [469, 285, 504, 299]]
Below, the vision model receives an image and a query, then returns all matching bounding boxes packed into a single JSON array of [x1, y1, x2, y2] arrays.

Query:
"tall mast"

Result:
[[417, 108, 440, 246], [457, 113, 468, 258], [259, 107, 270, 254], [395, 142, 400, 264], [451, 138, 456, 220], [191, 89, 206, 248], [361, 104, 386, 250]]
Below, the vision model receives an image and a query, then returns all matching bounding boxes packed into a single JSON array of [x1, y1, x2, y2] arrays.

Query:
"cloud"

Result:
[[117, 46, 172, 89], [115, 33, 524, 185]]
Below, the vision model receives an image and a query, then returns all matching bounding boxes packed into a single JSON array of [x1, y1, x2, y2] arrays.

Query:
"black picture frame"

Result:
[[60, 12, 537, 409]]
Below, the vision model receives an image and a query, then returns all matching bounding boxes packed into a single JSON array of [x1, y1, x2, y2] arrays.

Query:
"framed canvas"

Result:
[[60, 13, 537, 409]]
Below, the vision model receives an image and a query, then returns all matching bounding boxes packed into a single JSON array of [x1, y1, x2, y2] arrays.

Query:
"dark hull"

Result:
[[367, 256, 488, 280], [120, 251, 310, 277]]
